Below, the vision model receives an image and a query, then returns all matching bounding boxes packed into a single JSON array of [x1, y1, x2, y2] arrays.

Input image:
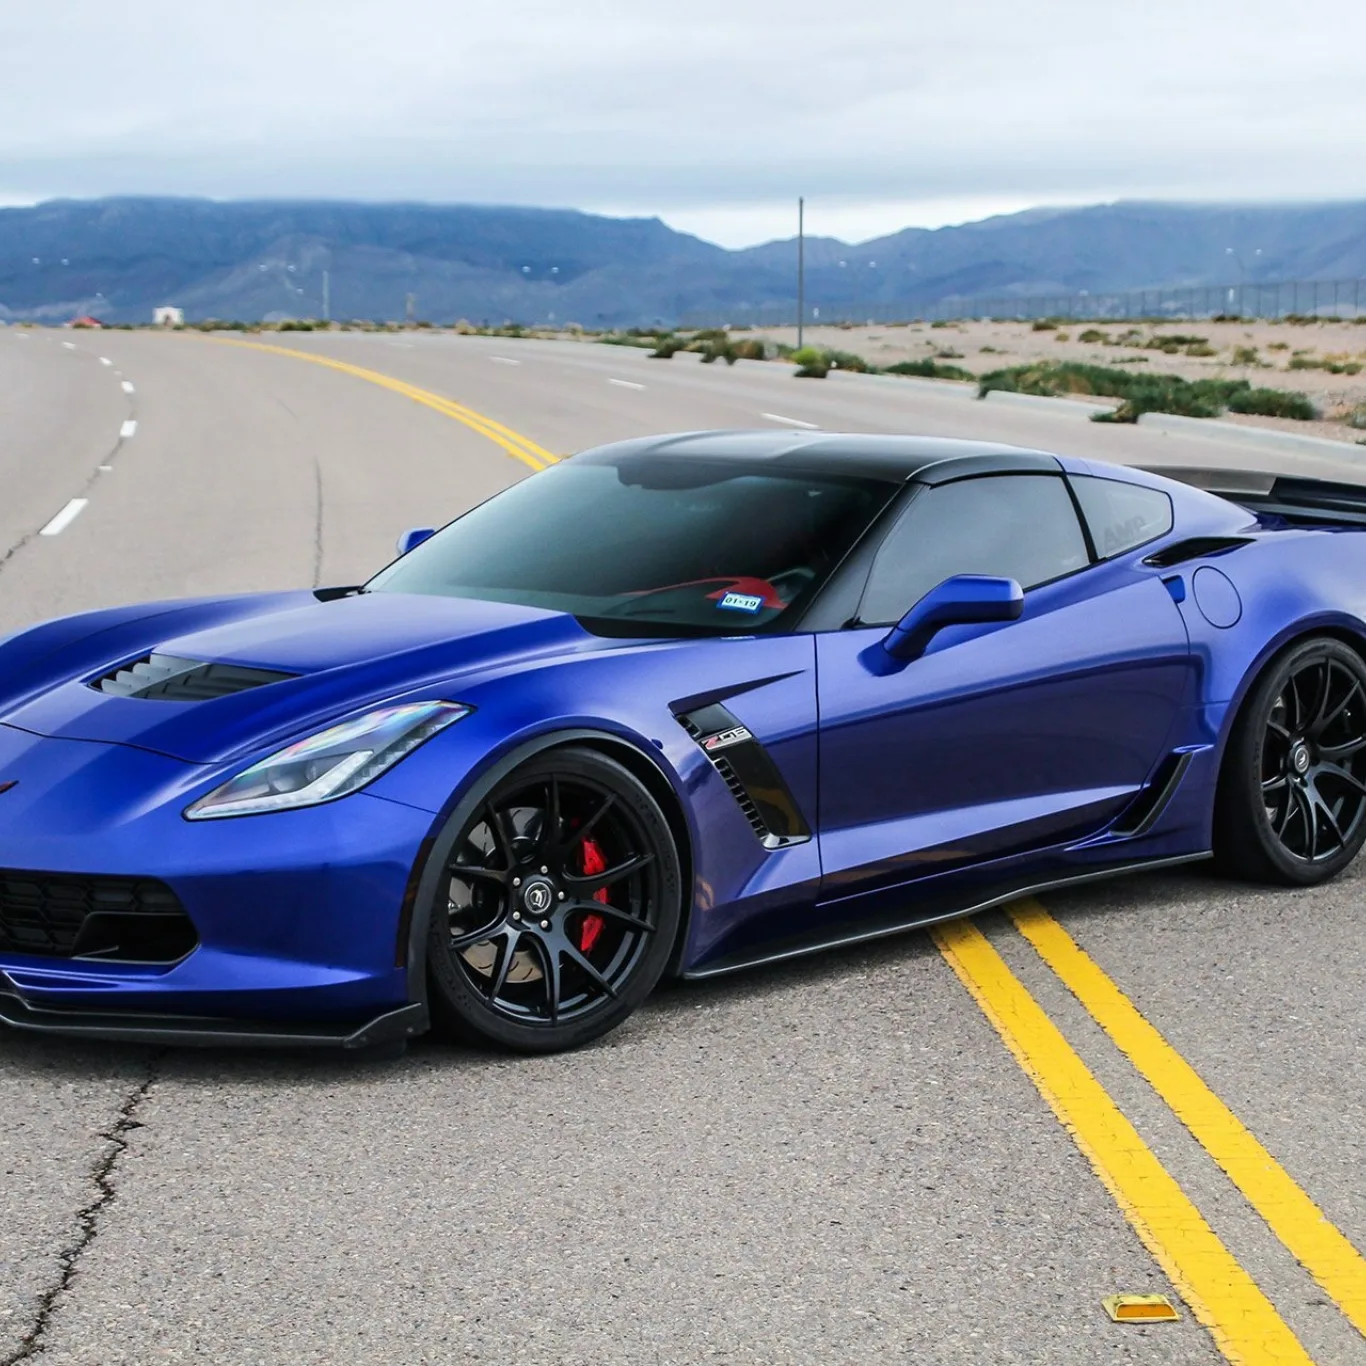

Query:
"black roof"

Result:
[[574, 430, 1061, 482]]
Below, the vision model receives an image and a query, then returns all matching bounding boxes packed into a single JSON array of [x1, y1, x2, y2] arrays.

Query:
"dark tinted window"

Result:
[[858, 474, 1089, 625], [366, 457, 892, 635], [1071, 474, 1173, 559]]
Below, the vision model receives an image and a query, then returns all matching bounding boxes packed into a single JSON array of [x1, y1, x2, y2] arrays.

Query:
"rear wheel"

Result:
[[1214, 637, 1366, 884], [426, 748, 682, 1052]]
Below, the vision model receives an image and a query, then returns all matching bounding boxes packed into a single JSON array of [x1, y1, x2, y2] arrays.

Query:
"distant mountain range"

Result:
[[1, 197, 1363, 327]]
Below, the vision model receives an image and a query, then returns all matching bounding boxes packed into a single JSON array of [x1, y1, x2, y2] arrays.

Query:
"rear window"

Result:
[[1070, 475, 1173, 559]]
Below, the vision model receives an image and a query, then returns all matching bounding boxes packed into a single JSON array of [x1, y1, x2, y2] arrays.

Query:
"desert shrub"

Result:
[[1210, 313, 1242, 323], [1031, 319, 1057, 331], [599, 333, 655, 347], [649, 338, 686, 359], [978, 360, 1280, 422], [729, 338, 766, 361], [819, 348, 873, 372], [1232, 346, 1261, 365], [1078, 328, 1108, 343], [1286, 354, 1359, 373], [1345, 405, 1366, 430], [930, 319, 952, 329], [884, 358, 973, 381], [1226, 389, 1318, 420], [1054, 331, 1071, 342], [935, 348, 965, 359], [979, 345, 1000, 353], [791, 345, 830, 378], [1267, 341, 1290, 351], [1113, 355, 1150, 363], [1185, 344, 1217, 357]]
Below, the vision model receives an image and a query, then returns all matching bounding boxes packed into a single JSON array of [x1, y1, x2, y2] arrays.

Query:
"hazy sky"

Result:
[[2, 0, 1363, 247]]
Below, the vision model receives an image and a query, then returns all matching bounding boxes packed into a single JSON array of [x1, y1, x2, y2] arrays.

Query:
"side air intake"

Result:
[[677, 703, 811, 849], [92, 653, 297, 701]]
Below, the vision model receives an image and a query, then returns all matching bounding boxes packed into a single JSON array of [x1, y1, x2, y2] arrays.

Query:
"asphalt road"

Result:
[[2, 327, 1364, 1366]]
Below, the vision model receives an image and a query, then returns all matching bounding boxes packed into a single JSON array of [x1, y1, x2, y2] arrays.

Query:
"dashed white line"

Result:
[[39, 499, 89, 537], [99, 356, 112, 366], [608, 378, 645, 390], [120, 419, 138, 438], [62, 341, 76, 350], [121, 380, 135, 394], [98, 465, 113, 472], [760, 412, 820, 429], [490, 356, 522, 366]]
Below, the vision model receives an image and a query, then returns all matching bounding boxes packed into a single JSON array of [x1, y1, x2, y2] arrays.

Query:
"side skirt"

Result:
[[681, 851, 1211, 980]]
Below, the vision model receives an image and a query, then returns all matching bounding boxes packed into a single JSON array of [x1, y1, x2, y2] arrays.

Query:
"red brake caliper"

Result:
[[578, 838, 609, 953]]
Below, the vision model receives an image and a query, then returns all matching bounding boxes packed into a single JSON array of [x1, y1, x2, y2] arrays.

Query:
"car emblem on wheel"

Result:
[[523, 880, 554, 915]]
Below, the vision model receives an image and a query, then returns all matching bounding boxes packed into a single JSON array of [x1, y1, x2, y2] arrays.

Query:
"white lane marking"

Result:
[[608, 378, 645, 390], [760, 412, 820, 429], [388, 341, 414, 349], [62, 341, 76, 350], [39, 498, 89, 536], [490, 356, 521, 366], [120, 419, 138, 438], [99, 356, 112, 365], [121, 380, 135, 394], [99, 465, 113, 472]]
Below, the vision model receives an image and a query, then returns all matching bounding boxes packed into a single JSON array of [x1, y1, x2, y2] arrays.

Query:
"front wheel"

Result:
[[1214, 637, 1366, 885], [426, 747, 682, 1053]]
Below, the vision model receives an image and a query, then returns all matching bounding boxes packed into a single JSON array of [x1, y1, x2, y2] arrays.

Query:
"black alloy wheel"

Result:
[[426, 747, 683, 1052], [1215, 637, 1366, 885]]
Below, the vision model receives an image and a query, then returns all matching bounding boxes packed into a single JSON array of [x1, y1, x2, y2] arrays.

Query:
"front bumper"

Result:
[[0, 723, 437, 1043]]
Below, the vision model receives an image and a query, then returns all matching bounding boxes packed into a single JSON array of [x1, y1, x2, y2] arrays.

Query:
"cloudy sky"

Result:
[[2, 0, 1363, 247]]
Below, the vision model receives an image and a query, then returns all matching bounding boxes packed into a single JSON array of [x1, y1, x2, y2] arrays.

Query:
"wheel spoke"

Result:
[[1261, 773, 1289, 794], [1313, 792, 1345, 851], [1308, 661, 1333, 734], [527, 936, 562, 1025], [563, 852, 655, 894], [449, 917, 505, 952], [575, 900, 655, 935], [485, 804, 520, 865], [1316, 669, 1363, 736], [1267, 718, 1292, 742], [486, 928, 521, 1000], [1316, 762, 1366, 796], [1320, 736, 1366, 761], [1304, 786, 1321, 859], [560, 793, 616, 855], [448, 863, 509, 887], [563, 941, 618, 998], [542, 776, 563, 856]]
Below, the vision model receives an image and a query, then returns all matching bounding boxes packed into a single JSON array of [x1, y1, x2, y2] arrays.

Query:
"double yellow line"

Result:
[[937, 902, 1366, 1364], [210, 337, 558, 471]]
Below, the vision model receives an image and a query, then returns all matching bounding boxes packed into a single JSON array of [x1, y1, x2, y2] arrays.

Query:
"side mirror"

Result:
[[881, 574, 1023, 662], [395, 527, 436, 557]]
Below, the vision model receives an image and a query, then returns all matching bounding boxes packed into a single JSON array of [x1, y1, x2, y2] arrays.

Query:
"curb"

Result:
[[983, 389, 1120, 418], [827, 370, 978, 399], [1136, 411, 1366, 463]]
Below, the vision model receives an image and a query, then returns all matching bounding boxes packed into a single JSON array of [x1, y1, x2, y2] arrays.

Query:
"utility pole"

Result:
[[405, 292, 416, 325], [322, 269, 331, 323], [797, 197, 805, 349]]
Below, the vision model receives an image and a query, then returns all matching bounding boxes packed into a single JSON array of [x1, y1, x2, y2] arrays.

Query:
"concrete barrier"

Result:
[[1136, 411, 1366, 464], [982, 388, 1120, 418]]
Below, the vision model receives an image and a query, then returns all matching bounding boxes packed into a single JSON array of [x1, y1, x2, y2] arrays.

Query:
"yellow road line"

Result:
[[208, 337, 557, 472], [932, 917, 1313, 1366], [1011, 898, 1366, 1341]]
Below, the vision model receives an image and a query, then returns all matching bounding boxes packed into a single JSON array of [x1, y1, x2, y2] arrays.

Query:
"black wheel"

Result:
[[426, 747, 682, 1053], [1214, 637, 1366, 884]]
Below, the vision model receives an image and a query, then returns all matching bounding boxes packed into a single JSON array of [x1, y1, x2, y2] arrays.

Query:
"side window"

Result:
[[1070, 475, 1173, 559], [858, 475, 1090, 626]]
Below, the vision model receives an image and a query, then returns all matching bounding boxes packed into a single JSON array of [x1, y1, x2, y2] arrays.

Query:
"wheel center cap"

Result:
[[521, 878, 556, 916], [1290, 742, 1311, 775]]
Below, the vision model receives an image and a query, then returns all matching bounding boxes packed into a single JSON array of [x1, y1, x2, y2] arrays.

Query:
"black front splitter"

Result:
[[0, 990, 427, 1050]]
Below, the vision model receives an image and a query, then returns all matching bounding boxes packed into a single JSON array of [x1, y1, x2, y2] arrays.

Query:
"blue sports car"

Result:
[[3, 432, 1366, 1054]]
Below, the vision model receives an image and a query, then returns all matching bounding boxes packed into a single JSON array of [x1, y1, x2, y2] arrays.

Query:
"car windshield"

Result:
[[364, 454, 893, 635]]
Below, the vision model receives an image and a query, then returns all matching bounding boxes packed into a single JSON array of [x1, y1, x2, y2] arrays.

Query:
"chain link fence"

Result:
[[680, 277, 1366, 330]]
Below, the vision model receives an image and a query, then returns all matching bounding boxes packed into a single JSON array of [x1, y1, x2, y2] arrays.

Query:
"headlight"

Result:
[[185, 700, 470, 820]]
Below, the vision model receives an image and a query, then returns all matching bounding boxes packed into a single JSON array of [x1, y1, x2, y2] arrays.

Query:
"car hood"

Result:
[[0, 590, 606, 763]]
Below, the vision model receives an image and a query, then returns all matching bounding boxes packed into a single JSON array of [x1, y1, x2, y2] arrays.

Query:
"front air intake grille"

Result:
[[0, 871, 199, 963], [92, 653, 296, 701]]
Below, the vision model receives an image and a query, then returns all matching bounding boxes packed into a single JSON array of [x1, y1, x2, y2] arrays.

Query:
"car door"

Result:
[[816, 470, 1192, 900]]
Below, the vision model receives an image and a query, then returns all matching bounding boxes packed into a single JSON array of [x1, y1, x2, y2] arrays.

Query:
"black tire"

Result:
[[1214, 636, 1366, 885], [426, 747, 682, 1053]]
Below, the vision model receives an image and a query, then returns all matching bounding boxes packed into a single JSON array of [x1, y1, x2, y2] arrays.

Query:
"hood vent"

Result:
[[92, 653, 297, 702]]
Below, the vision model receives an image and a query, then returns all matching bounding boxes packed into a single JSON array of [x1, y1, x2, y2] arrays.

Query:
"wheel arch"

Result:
[[401, 728, 698, 1010]]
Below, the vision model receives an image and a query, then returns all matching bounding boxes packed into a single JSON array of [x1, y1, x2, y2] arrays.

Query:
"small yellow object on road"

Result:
[[1102, 1293, 1181, 1324]]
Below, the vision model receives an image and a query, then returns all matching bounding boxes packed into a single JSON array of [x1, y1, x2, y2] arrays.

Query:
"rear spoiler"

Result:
[[1138, 467, 1366, 527]]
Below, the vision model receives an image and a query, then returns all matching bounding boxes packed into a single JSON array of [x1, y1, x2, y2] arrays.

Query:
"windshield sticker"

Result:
[[718, 592, 764, 613]]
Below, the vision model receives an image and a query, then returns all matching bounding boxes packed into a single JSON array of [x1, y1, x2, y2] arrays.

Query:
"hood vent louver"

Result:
[[92, 653, 297, 702]]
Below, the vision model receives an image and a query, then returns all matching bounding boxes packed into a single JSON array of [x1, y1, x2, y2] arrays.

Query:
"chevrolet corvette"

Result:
[[2, 431, 1365, 1053]]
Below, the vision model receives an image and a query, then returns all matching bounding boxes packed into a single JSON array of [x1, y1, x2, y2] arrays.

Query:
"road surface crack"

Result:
[[2, 1056, 161, 1365]]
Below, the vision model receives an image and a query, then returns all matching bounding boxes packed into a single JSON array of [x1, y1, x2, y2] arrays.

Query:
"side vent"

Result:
[[1111, 751, 1193, 838], [1143, 536, 1252, 569], [92, 653, 297, 701], [677, 703, 811, 849]]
